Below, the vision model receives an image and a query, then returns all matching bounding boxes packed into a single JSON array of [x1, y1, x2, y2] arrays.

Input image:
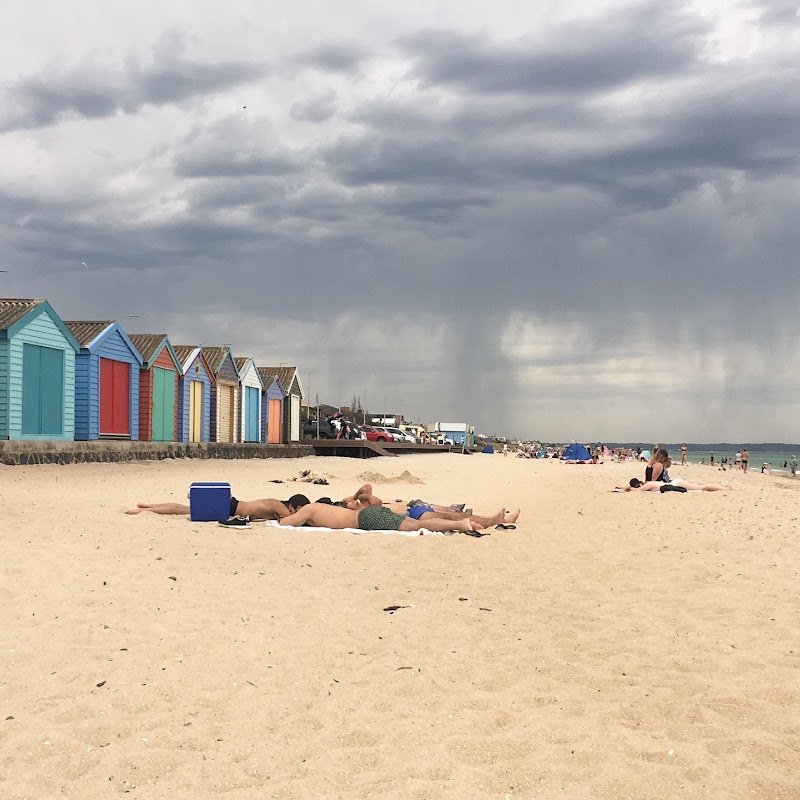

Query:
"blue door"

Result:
[[22, 343, 64, 435], [245, 386, 259, 442]]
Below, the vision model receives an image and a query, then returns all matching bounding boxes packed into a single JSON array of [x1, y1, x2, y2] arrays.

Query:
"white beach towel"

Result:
[[264, 520, 444, 536]]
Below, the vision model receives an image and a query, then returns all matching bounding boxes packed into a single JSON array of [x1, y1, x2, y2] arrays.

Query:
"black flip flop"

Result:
[[495, 523, 517, 530], [463, 530, 490, 537]]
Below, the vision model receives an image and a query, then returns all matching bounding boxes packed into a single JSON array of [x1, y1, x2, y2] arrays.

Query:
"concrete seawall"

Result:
[[0, 441, 314, 466]]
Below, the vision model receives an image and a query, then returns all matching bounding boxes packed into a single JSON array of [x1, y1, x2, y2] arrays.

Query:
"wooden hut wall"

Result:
[[73, 327, 141, 440], [4, 310, 76, 440], [0, 341, 9, 439], [139, 347, 179, 442], [283, 373, 302, 443], [178, 355, 214, 442], [261, 379, 284, 444], [238, 361, 263, 443], [211, 352, 239, 443]]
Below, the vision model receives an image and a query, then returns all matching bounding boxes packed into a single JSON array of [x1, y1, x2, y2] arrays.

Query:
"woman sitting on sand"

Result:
[[645, 449, 673, 482]]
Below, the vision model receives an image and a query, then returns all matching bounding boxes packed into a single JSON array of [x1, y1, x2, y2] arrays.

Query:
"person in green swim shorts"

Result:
[[277, 502, 486, 533]]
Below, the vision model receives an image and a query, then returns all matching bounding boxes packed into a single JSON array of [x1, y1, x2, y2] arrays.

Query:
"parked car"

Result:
[[361, 425, 392, 443], [371, 426, 404, 442], [302, 419, 333, 439], [384, 426, 417, 443]]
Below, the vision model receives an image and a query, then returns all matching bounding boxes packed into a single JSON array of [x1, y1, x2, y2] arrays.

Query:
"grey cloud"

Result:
[[175, 152, 301, 178], [298, 42, 368, 73], [324, 136, 483, 187], [751, 0, 800, 26], [0, 55, 267, 132], [188, 179, 285, 211], [290, 92, 338, 123], [399, 2, 706, 95]]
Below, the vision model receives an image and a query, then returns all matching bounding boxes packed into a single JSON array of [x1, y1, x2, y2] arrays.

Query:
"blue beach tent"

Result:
[[561, 443, 591, 461]]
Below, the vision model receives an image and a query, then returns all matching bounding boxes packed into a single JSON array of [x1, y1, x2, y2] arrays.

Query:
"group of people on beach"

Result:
[[615, 449, 731, 493], [128, 483, 520, 534]]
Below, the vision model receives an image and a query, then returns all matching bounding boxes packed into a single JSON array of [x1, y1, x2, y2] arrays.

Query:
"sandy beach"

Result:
[[1, 452, 798, 799]]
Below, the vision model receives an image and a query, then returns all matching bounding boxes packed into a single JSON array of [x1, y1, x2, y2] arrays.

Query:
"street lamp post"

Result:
[[363, 389, 367, 425], [338, 380, 344, 412]]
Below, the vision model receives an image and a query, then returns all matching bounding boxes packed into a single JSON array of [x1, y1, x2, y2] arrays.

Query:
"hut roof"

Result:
[[201, 346, 231, 373], [257, 367, 281, 388], [171, 345, 199, 366], [259, 366, 298, 396], [63, 321, 114, 348], [234, 356, 251, 372], [0, 298, 45, 331], [128, 334, 168, 363]]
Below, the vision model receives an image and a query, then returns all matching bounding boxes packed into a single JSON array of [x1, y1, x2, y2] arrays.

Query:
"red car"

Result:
[[361, 425, 392, 443]]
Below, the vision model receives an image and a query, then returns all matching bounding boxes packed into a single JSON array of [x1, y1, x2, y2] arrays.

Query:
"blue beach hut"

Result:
[[173, 345, 215, 443], [0, 298, 80, 441], [65, 321, 143, 440]]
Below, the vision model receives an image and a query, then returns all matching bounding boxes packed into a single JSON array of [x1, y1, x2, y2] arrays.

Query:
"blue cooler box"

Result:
[[189, 482, 232, 521]]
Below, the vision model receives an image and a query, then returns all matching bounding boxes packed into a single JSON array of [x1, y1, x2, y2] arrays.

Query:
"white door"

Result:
[[290, 394, 300, 441]]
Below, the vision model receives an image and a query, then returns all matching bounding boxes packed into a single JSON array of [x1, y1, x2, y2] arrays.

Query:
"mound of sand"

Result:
[[357, 469, 425, 485]]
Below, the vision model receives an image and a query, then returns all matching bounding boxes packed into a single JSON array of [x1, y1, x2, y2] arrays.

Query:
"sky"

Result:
[[1, 0, 799, 442]]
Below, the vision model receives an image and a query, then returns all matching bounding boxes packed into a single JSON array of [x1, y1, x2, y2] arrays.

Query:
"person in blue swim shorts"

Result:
[[336, 484, 519, 527]]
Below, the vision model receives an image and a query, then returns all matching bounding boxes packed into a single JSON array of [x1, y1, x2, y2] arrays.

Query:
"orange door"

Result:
[[267, 398, 282, 443]]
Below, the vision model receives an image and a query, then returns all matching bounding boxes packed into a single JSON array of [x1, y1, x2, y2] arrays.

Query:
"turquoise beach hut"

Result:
[[0, 298, 79, 441]]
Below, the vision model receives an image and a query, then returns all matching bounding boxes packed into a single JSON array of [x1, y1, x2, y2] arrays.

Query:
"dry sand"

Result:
[[1, 453, 798, 799]]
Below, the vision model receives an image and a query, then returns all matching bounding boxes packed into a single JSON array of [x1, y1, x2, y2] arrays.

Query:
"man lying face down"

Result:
[[127, 493, 310, 518]]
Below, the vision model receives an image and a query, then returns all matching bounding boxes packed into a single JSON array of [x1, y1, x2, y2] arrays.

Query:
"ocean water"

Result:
[[675, 449, 797, 473], [604, 443, 800, 475]]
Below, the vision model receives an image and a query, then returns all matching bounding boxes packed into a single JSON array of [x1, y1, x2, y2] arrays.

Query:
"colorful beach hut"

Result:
[[65, 321, 143, 440], [257, 368, 285, 444], [234, 357, 263, 443], [173, 346, 215, 443], [202, 346, 239, 443], [128, 334, 181, 442], [0, 298, 79, 441], [260, 365, 304, 442]]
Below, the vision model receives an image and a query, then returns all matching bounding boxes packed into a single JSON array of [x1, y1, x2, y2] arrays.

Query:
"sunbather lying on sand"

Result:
[[126, 493, 310, 518], [616, 478, 731, 492], [337, 484, 519, 527], [277, 502, 487, 533]]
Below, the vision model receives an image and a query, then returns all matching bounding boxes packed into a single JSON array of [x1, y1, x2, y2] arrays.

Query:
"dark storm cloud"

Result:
[[399, 2, 706, 95], [321, 46, 800, 224], [0, 56, 267, 132], [174, 151, 302, 178], [323, 135, 484, 186], [298, 42, 369, 73]]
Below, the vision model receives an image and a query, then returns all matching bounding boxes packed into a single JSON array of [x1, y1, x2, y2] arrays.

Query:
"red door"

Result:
[[100, 358, 131, 436]]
